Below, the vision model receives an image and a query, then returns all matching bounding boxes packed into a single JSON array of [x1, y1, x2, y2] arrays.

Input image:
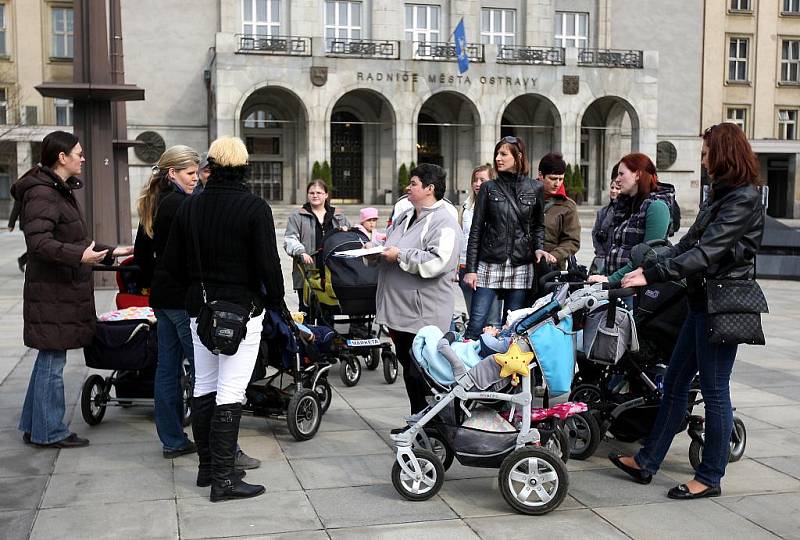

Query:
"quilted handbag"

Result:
[[706, 279, 768, 346]]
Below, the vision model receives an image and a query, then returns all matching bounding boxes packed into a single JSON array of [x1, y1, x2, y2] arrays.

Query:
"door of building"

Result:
[[767, 158, 789, 218], [331, 111, 363, 202]]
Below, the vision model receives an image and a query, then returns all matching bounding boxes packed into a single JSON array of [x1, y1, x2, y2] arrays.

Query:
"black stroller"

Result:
[[568, 280, 747, 470], [301, 229, 399, 386]]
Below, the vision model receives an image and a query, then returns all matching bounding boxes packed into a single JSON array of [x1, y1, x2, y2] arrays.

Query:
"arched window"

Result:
[[243, 107, 280, 129]]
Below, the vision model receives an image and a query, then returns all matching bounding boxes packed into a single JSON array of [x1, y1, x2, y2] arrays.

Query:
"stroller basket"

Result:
[[84, 319, 156, 371]]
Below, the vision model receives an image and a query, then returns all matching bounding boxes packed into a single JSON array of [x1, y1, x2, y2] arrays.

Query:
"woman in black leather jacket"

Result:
[[463, 136, 552, 338], [610, 123, 765, 500]]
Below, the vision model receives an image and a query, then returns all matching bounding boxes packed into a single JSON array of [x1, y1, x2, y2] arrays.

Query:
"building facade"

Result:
[[702, 0, 800, 218]]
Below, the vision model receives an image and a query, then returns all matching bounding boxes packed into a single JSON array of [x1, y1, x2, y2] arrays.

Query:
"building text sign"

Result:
[[356, 71, 537, 89]]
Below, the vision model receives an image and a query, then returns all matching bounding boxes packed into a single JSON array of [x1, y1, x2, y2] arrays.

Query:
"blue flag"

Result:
[[454, 18, 469, 74]]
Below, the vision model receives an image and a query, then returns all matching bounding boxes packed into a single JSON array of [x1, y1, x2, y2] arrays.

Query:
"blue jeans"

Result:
[[465, 288, 527, 339], [458, 267, 501, 327], [154, 308, 194, 451], [635, 310, 737, 487], [19, 349, 71, 444]]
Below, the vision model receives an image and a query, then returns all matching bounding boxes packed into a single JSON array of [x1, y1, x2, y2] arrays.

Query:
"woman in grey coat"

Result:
[[283, 180, 349, 312]]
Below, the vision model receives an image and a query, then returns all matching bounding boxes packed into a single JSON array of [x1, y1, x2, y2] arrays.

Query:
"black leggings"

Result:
[[388, 329, 429, 414]]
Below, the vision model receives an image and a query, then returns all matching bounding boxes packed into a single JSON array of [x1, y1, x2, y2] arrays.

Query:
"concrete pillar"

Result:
[[16, 141, 33, 176]]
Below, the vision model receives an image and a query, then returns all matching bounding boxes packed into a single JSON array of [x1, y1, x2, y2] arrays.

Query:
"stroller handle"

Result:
[[600, 283, 638, 299], [92, 264, 141, 272]]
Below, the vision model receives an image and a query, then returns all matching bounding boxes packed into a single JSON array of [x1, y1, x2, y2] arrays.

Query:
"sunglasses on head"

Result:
[[702, 124, 717, 137], [500, 136, 519, 145]]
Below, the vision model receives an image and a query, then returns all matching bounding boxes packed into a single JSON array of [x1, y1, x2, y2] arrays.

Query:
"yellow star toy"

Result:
[[494, 341, 534, 386]]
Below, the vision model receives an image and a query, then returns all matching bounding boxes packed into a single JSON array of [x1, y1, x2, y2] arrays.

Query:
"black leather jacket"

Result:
[[466, 172, 545, 272], [642, 182, 764, 307]]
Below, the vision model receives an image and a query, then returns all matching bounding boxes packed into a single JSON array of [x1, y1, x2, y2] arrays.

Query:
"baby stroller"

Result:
[[241, 307, 329, 441], [80, 263, 191, 426], [568, 280, 747, 470], [389, 284, 611, 515], [301, 228, 399, 386]]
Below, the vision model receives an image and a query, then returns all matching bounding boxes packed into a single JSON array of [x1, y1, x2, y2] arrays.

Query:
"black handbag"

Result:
[[705, 277, 768, 346], [190, 202, 252, 356]]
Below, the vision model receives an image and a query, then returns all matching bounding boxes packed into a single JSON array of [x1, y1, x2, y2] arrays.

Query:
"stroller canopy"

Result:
[[322, 229, 380, 316]]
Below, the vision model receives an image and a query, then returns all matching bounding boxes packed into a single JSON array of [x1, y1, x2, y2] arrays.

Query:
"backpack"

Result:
[[668, 198, 681, 237]]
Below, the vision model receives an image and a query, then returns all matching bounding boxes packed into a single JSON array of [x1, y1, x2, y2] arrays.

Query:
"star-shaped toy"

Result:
[[494, 341, 534, 385]]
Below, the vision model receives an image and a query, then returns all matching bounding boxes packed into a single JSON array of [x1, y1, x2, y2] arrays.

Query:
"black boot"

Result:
[[193, 394, 246, 487], [209, 403, 265, 502]]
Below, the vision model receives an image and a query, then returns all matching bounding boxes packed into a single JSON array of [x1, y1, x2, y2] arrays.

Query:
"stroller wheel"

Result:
[[287, 389, 321, 441], [688, 416, 747, 472], [81, 375, 107, 426], [543, 426, 570, 464], [382, 351, 398, 384], [339, 355, 362, 387], [391, 448, 444, 501], [499, 447, 568, 515], [413, 430, 454, 471], [569, 384, 602, 408], [314, 378, 332, 414], [565, 411, 602, 460], [366, 348, 381, 370]]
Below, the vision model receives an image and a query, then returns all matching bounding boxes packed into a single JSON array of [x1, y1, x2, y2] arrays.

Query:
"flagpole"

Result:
[[447, 17, 464, 42]]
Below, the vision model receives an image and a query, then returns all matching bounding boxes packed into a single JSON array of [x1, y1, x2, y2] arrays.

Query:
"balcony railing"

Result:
[[498, 46, 565, 65], [236, 34, 311, 56], [414, 41, 485, 62], [578, 48, 643, 69], [326, 38, 400, 59]]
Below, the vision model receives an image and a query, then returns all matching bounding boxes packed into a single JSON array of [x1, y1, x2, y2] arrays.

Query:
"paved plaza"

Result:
[[1, 218, 799, 540]]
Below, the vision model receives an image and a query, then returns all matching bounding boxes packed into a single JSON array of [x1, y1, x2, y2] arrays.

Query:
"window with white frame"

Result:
[[481, 8, 515, 46], [52, 7, 73, 58], [0, 3, 7, 56], [242, 0, 280, 36], [728, 37, 749, 81], [778, 109, 798, 139], [54, 98, 73, 126], [784, 0, 800, 13], [325, 1, 362, 50], [730, 0, 751, 11], [781, 39, 800, 82], [554, 12, 588, 48], [726, 107, 747, 131], [405, 4, 440, 43], [0, 88, 7, 124], [244, 108, 280, 129]]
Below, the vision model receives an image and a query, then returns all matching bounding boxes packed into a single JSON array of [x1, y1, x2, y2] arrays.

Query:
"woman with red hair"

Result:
[[588, 152, 679, 284]]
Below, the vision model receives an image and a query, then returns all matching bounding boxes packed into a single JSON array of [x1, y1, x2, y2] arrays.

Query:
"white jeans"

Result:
[[191, 313, 264, 405]]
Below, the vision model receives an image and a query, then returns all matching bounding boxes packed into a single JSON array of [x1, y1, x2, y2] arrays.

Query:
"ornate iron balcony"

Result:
[[236, 34, 311, 56], [326, 38, 400, 59], [498, 46, 565, 65], [414, 41, 484, 62], [578, 49, 643, 69]]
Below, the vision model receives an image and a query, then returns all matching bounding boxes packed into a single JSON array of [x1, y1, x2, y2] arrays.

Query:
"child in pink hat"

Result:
[[356, 207, 386, 242]]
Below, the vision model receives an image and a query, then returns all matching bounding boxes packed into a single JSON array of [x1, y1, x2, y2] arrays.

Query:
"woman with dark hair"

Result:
[[164, 136, 285, 502], [13, 130, 131, 447], [283, 180, 349, 312], [538, 152, 581, 270], [590, 165, 622, 274], [612, 123, 765, 500], [588, 153, 678, 285], [463, 136, 550, 339]]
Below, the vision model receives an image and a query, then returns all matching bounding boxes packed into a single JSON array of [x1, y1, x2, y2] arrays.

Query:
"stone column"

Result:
[[16, 141, 33, 177]]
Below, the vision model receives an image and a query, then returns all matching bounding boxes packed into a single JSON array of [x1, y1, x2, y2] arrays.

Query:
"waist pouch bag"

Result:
[[196, 300, 250, 356], [583, 301, 639, 365], [706, 279, 768, 346]]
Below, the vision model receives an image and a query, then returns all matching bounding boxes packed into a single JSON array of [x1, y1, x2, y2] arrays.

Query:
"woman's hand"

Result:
[[587, 275, 608, 284], [621, 267, 648, 288], [81, 241, 109, 264], [113, 245, 133, 258], [300, 253, 314, 265], [382, 246, 400, 263], [463, 272, 478, 291], [535, 250, 557, 265]]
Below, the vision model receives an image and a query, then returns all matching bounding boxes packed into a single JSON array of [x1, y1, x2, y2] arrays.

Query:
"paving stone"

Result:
[[306, 484, 457, 528], [276, 429, 390, 459], [567, 468, 682, 508], [291, 453, 395, 489], [207, 532, 328, 540], [31, 499, 178, 540], [67, 419, 159, 445], [741, 428, 800, 459], [356, 406, 409, 430], [728, 383, 796, 407], [0, 510, 35, 540], [715, 491, 800, 539], [175, 456, 302, 499], [465, 509, 629, 539], [0, 475, 48, 510], [756, 456, 800, 480], [335, 385, 410, 410], [53, 441, 172, 474], [595, 499, 778, 539], [329, 519, 480, 539], [0, 445, 57, 477], [178, 491, 321, 539], [317, 407, 373, 432], [41, 468, 175, 508]]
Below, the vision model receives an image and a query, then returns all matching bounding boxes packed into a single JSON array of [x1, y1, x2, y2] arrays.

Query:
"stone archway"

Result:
[[500, 94, 562, 168]]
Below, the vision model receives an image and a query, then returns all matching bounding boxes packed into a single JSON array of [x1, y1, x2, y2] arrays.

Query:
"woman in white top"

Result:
[[459, 165, 500, 326]]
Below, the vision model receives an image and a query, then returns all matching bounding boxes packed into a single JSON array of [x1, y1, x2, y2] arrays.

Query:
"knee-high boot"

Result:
[[209, 403, 265, 502], [192, 393, 245, 487]]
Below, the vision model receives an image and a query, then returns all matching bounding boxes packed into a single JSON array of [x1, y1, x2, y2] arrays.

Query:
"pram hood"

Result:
[[322, 229, 380, 316]]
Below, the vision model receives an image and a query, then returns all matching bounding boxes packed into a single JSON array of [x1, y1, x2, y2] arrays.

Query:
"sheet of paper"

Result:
[[333, 245, 386, 258]]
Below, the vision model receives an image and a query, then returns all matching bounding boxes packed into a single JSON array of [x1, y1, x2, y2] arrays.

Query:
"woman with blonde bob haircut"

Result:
[[165, 136, 285, 502], [133, 145, 200, 459]]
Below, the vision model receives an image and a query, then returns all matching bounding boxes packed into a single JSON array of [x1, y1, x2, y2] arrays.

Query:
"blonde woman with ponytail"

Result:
[[133, 145, 201, 459]]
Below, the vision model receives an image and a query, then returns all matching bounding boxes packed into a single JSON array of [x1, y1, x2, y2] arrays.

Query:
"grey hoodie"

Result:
[[375, 200, 461, 333]]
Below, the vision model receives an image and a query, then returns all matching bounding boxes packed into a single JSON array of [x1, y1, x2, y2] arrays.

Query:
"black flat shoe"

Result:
[[667, 483, 721, 500], [163, 441, 197, 459], [22, 432, 31, 444], [33, 433, 90, 448], [608, 452, 652, 485]]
